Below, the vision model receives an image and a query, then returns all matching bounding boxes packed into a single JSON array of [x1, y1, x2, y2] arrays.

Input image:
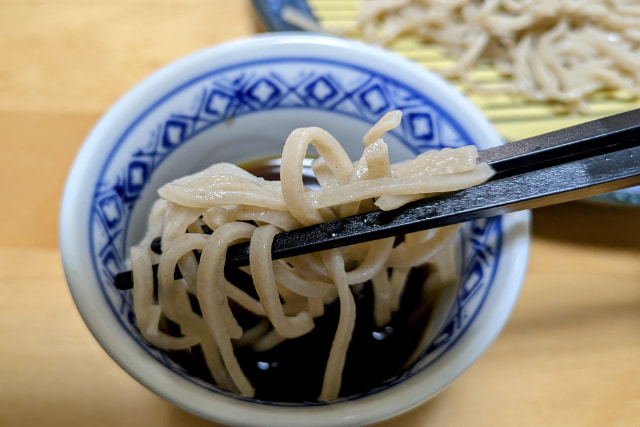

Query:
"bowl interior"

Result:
[[61, 34, 528, 425]]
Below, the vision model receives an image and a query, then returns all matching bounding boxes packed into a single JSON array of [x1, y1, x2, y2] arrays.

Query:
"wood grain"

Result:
[[1, 1, 639, 426]]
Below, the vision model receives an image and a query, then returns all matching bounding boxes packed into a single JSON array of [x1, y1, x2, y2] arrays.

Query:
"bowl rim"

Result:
[[60, 32, 531, 426]]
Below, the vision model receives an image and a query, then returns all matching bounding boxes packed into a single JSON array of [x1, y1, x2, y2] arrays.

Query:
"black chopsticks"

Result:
[[114, 109, 640, 290]]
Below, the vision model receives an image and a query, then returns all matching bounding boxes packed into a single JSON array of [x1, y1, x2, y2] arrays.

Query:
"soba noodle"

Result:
[[129, 110, 493, 401], [288, 0, 640, 111]]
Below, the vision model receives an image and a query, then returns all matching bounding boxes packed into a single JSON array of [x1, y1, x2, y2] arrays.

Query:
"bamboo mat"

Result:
[[308, 0, 640, 141]]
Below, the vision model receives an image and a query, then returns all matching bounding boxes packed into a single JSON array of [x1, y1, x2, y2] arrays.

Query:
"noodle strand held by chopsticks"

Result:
[[129, 110, 494, 400], [250, 224, 315, 339], [197, 222, 256, 396], [318, 249, 356, 401]]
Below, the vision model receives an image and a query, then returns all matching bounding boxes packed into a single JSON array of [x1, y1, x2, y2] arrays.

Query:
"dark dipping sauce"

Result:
[[162, 158, 433, 402]]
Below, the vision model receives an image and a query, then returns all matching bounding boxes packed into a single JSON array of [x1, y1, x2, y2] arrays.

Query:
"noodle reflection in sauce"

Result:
[[129, 111, 494, 401]]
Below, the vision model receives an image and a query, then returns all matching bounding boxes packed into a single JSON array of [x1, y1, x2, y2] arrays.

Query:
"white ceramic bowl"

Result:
[[60, 33, 530, 426]]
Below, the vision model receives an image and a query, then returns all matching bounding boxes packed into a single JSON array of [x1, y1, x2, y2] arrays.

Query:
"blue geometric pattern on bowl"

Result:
[[89, 58, 503, 405]]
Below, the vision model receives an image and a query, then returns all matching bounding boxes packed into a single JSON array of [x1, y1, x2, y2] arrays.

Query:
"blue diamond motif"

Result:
[[407, 112, 434, 141], [162, 120, 188, 147], [432, 318, 455, 348], [359, 85, 389, 114], [247, 78, 280, 106], [127, 161, 148, 196], [205, 90, 233, 117], [305, 77, 337, 104], [460, 262, 483, 300], [101, 248, 120, 279], [98, 195, 122, 229]]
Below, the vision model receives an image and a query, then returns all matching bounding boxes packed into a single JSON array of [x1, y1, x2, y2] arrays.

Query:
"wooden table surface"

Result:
[[2, 1, 639, 426]]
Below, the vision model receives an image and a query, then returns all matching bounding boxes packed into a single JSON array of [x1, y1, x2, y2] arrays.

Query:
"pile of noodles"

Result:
[[287, 0, 640, 111], [129, 111, 494, 401]]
